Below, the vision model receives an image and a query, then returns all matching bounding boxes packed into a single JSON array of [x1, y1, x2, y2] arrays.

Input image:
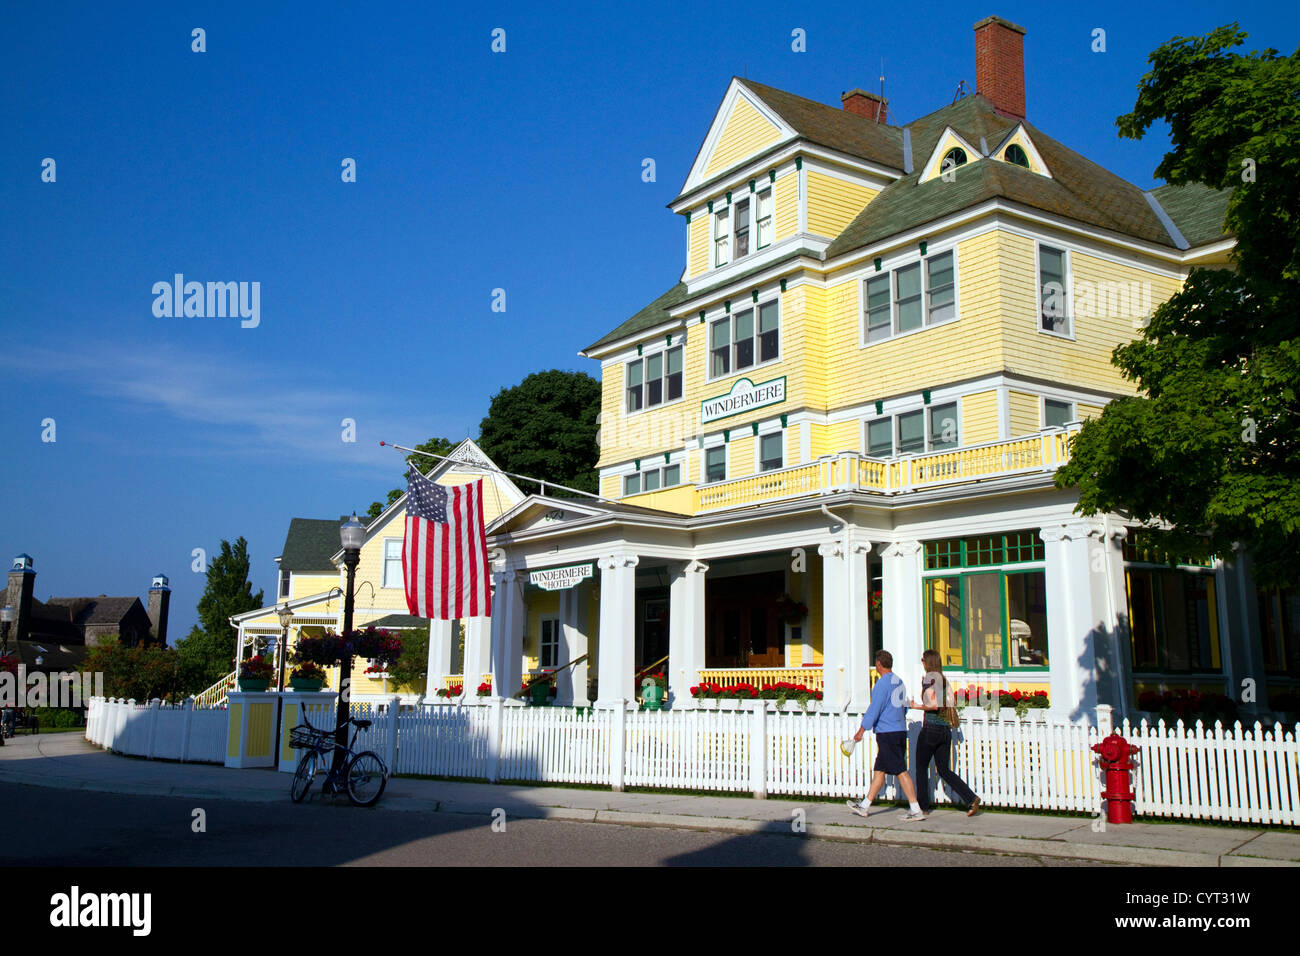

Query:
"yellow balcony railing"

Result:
[[693, 427, 1078, 513], [698, 668, 824, 693]]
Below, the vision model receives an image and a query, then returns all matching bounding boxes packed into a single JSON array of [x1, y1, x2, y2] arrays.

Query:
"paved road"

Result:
[[0, 782, 1109, 866]]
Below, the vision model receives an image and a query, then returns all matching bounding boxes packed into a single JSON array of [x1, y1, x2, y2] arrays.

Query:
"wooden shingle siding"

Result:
[[961, 389, 999, 444], [774, 170, 798, 240], [704, 96, 782, 178], [822, 231, 1004, 411], [1077, 401, 1104, 420], [688, 215, 710, 277], [1009, 389, 1040, 436], [806, 170, 878, 239], [825, 420, 860, 454], [728, 434, 755, 479]]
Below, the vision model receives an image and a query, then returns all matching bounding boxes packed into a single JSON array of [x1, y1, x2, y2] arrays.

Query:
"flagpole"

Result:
[[379, 442, 612, 503]]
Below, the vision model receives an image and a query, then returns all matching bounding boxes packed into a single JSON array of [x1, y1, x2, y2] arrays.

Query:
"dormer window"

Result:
[[756, 188, 773, 248], [942, 147, 968, 171], [734, 196, 751, 257], [710, 186, 774, 269], [1004, 144, 1029, 167], [713, 207, 730, 266]]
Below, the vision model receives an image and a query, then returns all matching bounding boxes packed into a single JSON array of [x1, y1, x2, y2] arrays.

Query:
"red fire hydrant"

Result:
[[1091, 732, 1139, 824]]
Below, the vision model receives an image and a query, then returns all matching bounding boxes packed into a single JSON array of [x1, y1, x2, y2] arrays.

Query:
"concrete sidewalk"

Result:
[[3, 732, 1296, 866]]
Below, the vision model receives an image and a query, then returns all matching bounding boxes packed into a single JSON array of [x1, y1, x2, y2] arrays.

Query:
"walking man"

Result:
[[846, 649, 927, 821]]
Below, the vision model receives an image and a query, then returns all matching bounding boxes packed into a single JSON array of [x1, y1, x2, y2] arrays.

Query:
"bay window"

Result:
[[863, 250, 957, 343], [709, 301, 780, 380], [626, 345, 683, 413]]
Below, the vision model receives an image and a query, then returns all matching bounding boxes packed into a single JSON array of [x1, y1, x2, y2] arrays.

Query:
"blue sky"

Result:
[[2, 1, 1294, 639]]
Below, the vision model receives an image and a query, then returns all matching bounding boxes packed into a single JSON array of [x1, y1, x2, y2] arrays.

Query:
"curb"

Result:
[[3, 763, 1295, 866]]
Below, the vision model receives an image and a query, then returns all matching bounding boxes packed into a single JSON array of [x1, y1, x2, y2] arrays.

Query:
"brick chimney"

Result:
[[5, 554, 35, 646], [841, 89, 888, 125], [147, 572, 171, 646], [974, 15, 1026, 119]]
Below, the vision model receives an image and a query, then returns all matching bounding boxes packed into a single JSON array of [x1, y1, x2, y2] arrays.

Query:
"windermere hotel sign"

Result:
[[700, 376, 786, 424]]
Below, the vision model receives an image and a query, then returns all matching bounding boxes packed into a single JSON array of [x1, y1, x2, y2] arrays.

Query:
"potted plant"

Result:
[[436, 682, 464, 700], [288, 661, 327, 692], [237, 654, 274, 691], [476, 680, 492, 698], [640, 673, 666, 711], [520, 672, 553, 706]]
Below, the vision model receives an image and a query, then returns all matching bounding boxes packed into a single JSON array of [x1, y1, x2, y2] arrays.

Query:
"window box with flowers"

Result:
[[476, 680, 492, 698], [954, 685, 1049, 719], [237, 654, 274, 691], [288, 662, 327, 692], [436, 682, 464, 700]]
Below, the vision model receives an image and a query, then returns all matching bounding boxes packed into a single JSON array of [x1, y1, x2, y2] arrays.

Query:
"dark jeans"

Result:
[[916, 723, 977, 812]]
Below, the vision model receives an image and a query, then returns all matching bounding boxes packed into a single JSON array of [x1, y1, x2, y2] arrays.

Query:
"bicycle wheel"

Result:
[[345, 751, 388, 807], [291, 750, 318, 803]]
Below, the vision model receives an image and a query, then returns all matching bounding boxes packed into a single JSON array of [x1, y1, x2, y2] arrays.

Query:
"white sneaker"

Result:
[[846, 800, 871, 818], [898, 810, 929, 822]]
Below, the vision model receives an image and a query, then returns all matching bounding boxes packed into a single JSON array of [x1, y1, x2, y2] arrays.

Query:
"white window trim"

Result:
[[625, 343, 686, 416], [713, 205, 731, 268], [711, 187, 773, 270], [1042, 397, 1075, 430], [860, 247, 961, 349], [754, 425, 786, 473], [705, 298, 782, 384], [1035, 242, 1075, 340], [701, 439, 729, 484], [538, 616, 561, 669], [755, 184, 774, 251], [381, 537, 403, 590], [862, 397, 962, 456], [623, 457, 685, 496]]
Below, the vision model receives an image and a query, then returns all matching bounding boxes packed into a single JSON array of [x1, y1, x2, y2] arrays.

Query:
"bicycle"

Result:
[[288, 713, 388, 807]]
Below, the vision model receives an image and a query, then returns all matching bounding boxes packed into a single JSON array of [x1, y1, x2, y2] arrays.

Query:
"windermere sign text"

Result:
[[529, 563, 594, 591], [700, 376, 786, 424]]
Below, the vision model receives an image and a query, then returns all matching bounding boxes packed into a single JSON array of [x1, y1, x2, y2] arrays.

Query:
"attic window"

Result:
[[942, 148, 967, 171], [1004, 144, 1029, 168]]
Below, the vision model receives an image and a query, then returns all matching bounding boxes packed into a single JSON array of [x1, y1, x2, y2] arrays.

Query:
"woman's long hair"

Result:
[[921, 649, 949, 704]]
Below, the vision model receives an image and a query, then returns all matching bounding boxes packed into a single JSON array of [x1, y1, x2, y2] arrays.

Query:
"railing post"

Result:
[[1096, 703, 1113, 736], [180, 697, 194, 763], [387, 695, 401, 770], [611, 702, 627, 791], [750, 702, 768, 798], [487, 695, 503, 783], [146, 698, 161, 759]]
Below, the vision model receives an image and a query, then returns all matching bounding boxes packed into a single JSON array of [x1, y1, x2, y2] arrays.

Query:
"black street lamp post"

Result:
[[1, 605, 13, 746], [334, 514, 365, 774], [273, 602, 293, 761]]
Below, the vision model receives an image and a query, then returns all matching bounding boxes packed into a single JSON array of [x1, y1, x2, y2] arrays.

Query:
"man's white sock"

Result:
[[909, 801, 922, 814]]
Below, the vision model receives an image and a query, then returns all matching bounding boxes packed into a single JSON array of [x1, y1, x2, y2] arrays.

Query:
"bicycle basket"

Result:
[[289, 725, 331, 750]]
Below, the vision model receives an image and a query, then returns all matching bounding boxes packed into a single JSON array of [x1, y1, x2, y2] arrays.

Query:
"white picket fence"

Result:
[[85, 697, 228, 764], [340, 701, 1298, 825]]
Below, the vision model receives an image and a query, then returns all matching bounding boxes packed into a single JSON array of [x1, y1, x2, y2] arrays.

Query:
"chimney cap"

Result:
[[150, 573, 170, 590], [841, 88, 886, 103], [11, 554, 33, 572], [973, 15, 1026, 35]]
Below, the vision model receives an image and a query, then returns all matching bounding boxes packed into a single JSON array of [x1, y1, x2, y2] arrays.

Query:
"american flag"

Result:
[[402, 468, 491, 619]]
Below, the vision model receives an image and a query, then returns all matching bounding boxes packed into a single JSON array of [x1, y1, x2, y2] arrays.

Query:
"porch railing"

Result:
[[698, 668, 824, 693], [694, 427, 1078, 513]]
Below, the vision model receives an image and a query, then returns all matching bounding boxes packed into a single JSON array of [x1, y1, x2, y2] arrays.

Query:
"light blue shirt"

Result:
[[860, 672, 908, 734]]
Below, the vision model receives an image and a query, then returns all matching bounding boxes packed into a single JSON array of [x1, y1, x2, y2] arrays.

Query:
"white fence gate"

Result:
[[85, 697, 228, 764]]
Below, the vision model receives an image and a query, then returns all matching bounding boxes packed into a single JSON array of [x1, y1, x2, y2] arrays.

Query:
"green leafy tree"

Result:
[[366, 436, 458, 518], [175, 538, 264, 691], [383, 628, 429, 694], [81, 637, 183, 703], [478, 370, 601, 495], [1056, 25, 1300, 587]]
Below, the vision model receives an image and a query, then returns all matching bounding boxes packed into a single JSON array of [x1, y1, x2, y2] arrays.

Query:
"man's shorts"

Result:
[[874, 730, 908, 774]]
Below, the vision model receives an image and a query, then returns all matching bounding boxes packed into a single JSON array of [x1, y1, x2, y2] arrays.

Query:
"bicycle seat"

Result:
[[351, 718, 372, 730]]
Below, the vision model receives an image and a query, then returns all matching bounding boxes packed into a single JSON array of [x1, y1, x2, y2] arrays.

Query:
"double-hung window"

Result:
[[539, 618, 560, 669], [705, 446, 727, 483], [734, 196, 751, 258], [623, 462, 682, 496], [382, 538, 403, 589], [713, 207, 730, 267], [626, 346, 682, 413], [1039, 244, 1069, 335], [867, 401, 959, 456], [709, 302, 780, 379], [756, 187, 773, 248], [759, 433, 783, 471], [864, 250, 957, 343], [1044, 398, 1073, 429]]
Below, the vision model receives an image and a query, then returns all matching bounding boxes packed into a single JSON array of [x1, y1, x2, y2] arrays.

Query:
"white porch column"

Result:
[[462, 617, 491, 700], [668, 560, 708, 707], [488, 567, 526, 700], [881, 540, 925, 700], [1097, 521, 1133, 719], [1223, 544, 1266, 720], [818, 541, 847, 710], [557, 583, 591, 706], [596, 552, 639, 707], [1040, 521, 1105, 724], [426, 619, 454, 697]]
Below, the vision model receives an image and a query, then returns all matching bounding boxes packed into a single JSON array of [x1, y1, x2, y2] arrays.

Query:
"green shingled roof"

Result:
[[827, 95, 1179, 257], [1149, 182, 1233, 247], [365, 613, 429, 629], [279, 518, 342, 573], [582, 282, 687, 354]]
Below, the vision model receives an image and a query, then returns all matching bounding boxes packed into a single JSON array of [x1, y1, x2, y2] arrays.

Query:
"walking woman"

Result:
[[908, 649, 981, 816]]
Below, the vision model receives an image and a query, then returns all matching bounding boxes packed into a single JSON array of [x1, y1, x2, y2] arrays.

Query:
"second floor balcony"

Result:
[[622, 426, 1080, 515]]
